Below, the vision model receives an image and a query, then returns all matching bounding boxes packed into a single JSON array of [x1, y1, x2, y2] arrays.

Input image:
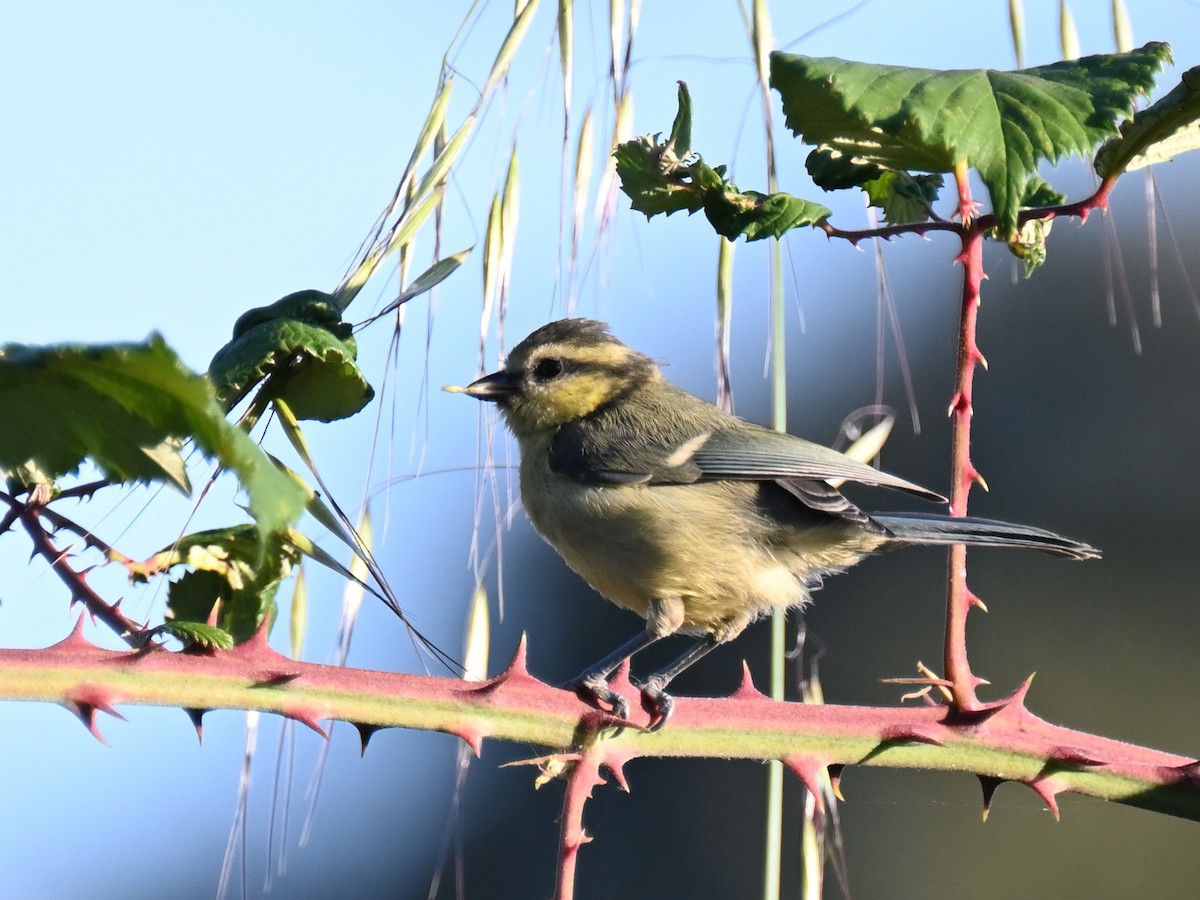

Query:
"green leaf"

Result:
[[807, 148, 944, 224], [613, 134, 708, 218], [209, 290, 374, 422], [1020, 175, 1067, 208], [1005, 217, 1053, 276], [161, 525, 301, 644], [1095, 65, 1200, 177], [614, 85, 830, 241], [156, 621, 235, 651], [770, 43, 1171, 238], [863, 171, 945, 225], [701, 184, 832, 242], [667, 81, 692, 156], [0, 336, 306, 535]]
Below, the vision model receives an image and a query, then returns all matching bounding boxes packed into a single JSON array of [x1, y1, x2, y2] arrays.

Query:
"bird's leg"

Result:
[[638, 634, 721, 731], [561, 597, 683, 722], [562, 629, 662, 721]]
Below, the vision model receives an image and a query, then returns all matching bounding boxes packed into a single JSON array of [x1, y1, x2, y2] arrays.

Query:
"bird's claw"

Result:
[[566, 673, 630, 723], [562, 672, 676, 731], [637, 676, 674, 732]]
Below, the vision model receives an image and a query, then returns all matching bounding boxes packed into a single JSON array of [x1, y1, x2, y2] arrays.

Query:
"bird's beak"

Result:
[[460, 369, 517, 402]]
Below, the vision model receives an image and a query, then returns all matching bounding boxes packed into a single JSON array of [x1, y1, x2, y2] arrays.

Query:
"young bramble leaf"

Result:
[[702, 185, 832, 242], [998, 176, 1064, 276], [0, 336, 305, 535], [613, 134, 708, 217], [770, 43, 1172, 238], [807, 148, 944, 225], [161, 524, 302, 644], [614, 85, 831, 240], [208, 289, 374, 422], [1095, 65, 1200, 177], [1020, 176, 1068, 209], [156, 621, 236, 651], [667, 81, 692, 156]]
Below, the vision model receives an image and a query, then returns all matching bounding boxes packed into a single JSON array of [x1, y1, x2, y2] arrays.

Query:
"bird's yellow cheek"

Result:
[[514, 380, 613, 429]]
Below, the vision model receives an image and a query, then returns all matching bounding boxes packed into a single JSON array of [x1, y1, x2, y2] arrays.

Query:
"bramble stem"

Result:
[[1, 492, 148, 647], [555, 749, 604, 900], [2, 637, 1198, 819], [945, 220, 986, 710]]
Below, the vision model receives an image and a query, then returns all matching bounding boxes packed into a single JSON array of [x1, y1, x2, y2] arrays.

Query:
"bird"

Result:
[[452, 318, 1098, 729]]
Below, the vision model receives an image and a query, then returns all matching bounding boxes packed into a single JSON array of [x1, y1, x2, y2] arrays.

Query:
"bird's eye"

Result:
[[533, 357, 564, 381]]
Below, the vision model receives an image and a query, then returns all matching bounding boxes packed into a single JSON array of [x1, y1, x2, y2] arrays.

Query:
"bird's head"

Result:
[[455, 319, 659, 439]]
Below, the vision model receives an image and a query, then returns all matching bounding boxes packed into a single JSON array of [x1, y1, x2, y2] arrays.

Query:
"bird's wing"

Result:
[[548, 409, 708, 485], [775, 477, 884, 531], [548, 390, 945, 504], [692, 426, 946, 502]]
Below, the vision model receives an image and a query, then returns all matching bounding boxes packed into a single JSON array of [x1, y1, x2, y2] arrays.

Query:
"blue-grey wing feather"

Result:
[[546, 384, 944, 519], [692, 426, 945, 502]]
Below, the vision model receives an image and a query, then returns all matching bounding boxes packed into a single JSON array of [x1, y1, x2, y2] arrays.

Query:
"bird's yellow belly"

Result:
[[520, 454, 865, 637]]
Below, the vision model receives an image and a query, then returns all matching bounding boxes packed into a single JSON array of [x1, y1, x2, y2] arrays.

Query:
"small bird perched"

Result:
[[454, 318, 1098, 728]]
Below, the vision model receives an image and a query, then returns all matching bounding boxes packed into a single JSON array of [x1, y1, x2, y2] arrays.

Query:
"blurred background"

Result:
[[2, 2, 1198, 897]]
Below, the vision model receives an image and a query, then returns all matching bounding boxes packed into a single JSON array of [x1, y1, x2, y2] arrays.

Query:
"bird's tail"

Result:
[[872, 512, 1099, 561]]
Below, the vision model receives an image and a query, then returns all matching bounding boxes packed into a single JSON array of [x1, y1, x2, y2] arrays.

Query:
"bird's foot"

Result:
[[563, 672, 630, 723], [637, 675, 674, 732]]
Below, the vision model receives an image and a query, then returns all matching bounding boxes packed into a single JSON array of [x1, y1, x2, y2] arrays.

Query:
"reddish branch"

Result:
[[1, 629, 1197, 825], [824, 177, 1119, 712], [0, 490, 149, 647]]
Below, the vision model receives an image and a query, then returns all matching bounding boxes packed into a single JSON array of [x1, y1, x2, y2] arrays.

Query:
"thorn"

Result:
[[354, 722, 382, 755], [1027, 776, 1066, 820], [968, 467, 990, 492], [63, 685, 127, 745], [880, 724, 945, 746], [730, 661, 769, 700], [828, 764, 845, 801], [1046, 746, 1107, 769], [474, 634, 538, 695], [966, 590, 989, 613], [566, 831, 594, 851], [951, 674, 1035, 726], [224, 620, 297, 673], [1165, 760, 1200, 784], [979, 775, 1004, 821], [602, 748, 639, 793], [447, 724, 485, 757], [184, 708, 206, 743], [505, 632, 530, 679], [279, 704, 328, 739], [48, 614, 96, 651], [974, 347, 990, 370], [782, 755, 830, 810], [1006, 673, 1035, 707]]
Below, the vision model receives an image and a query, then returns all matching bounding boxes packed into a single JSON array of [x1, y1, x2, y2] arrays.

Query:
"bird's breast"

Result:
[[517, 442, 872, 634]]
